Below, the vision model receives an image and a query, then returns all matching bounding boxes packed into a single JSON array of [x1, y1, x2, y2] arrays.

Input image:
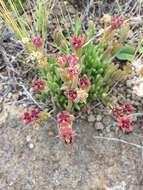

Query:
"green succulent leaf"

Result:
[[116, 45, 135, 61]]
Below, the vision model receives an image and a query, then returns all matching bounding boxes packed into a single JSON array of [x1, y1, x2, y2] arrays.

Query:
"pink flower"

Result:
[[71, 35, 85, 49], [117, 116, 133, 133], [65, 88, 77, 101], [57, 111, 73, 127], [112, 107, 122, 118], [56, 55, 67, 67], [58, 127, 74, 144], [78, 74, 90, 89], [111, 15, 124, 28], [68, 66, 79, 78], [32, 37, 42, 48], [23, 108, 40, 125], [32, 79, 45, 93], [66, 54, 79, 66], [31, 109, 40, 119], [23, 112, 32, 124], [122, 104, 134, 114]]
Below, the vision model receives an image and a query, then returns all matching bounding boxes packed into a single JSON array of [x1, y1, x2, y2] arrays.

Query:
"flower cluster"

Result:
[[71, 35, 85, 49], [23, 108, 41, 124], [78, 74, 91, 90], [32, 79, 46, 93], [55, 35, 91, 143], [65, 88, 77, 102], [32, 37, 42, 48], [111, 15, 124, 28], [112, 103, 135, 133], [57, 111, 74, 144], [22, 17, 130, 145], [56, 36, 90, 110]]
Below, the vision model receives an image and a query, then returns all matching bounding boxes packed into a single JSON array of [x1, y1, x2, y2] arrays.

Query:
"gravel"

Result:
[[0, 105, 143, 190], [94, 122, 104, 131], [88, 114, 96, 122]]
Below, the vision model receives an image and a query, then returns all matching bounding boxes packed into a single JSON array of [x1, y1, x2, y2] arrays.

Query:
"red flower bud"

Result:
[[71, 35, 85, 49], [32, 79, 45, 93], [56, 55, 67, 67], [122, 104, 134, 114], [23, 112, 32, 124], [32, 37, 42, 48], [23, 108, 41, 125], [58, 127, 74, 144], [111, 15, 124, 28], [117, 115, 133, 133], [65, 88, 77, 101], [68, 66, 79, 78], [31, 109, 40, 119], [112, 107, 122, 118], [66, 54, 79, 66], [57, 111, 73, 127], [78, 74, 91, 89]]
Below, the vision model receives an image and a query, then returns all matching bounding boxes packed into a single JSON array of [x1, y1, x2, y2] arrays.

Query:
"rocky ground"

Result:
[[0, 103, 143, 190], [0, 0, 143, 190]]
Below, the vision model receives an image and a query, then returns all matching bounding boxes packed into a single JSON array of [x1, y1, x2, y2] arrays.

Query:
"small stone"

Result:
[[105, 126, 111, 133], [29, 143, 34, 149], [29, 88, 34, 94], [99, 133, 103, 137], [126, 80, 132, 88], [26, 135, 31, 142], [132, 115, 137, 122], [19, 91, 23, 96], [94, 122, 104, 131], [0, 97, 3, 103], [96, 115, 102, 122], [88, 114, 96, 122], [48, 131, 54, 136], [103, 116, 111, 126], [12, 93, 19, 100], [7, 92, 12, 99], [23, 103, 27, 108]]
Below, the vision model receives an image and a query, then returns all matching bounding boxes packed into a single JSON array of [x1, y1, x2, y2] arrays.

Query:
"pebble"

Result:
[[29, 143, 34, 149], [126, 80, 132, 88], [94, 122, 104, 131], [105, 126, 111, 133], [7, 92, 12, 99], [103, 116, 111, 126], [96, 115, 102, 122], [26, 135, 31, 142], [23, 103, 27, 108], [132, 115, 137, 122], [88, 114, 96, 122], [48, 131, 54, 136], [0, 97, 4, 103], [29, 88, 34, 94]]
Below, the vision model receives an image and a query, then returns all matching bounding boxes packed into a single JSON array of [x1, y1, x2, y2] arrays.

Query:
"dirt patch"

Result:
[[0, 104, 143, 190]]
